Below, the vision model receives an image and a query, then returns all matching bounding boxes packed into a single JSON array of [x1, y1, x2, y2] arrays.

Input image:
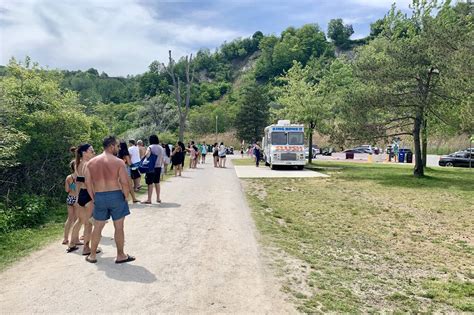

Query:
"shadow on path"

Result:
[[96, 257, 157, 283]]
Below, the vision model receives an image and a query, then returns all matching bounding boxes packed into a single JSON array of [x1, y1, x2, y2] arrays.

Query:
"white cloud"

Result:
[[351, 0, 413, 9], [0, 0, 241, 76]]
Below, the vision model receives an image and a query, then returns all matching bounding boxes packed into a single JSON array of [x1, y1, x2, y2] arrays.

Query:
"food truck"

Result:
[[262, 120, 306, 170]]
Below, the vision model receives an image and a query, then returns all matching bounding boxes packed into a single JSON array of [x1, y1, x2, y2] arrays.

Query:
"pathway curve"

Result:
[[0, 157, 295, 314]]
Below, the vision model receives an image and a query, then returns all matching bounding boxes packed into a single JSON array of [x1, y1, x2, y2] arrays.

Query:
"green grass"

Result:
[[231, 157, 258, 166], [0, 203, 65, 271], [243, 161, 474, 313]]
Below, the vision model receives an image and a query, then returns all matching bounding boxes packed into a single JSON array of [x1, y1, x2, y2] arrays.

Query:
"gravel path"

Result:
[[0, 158, 295, 314]]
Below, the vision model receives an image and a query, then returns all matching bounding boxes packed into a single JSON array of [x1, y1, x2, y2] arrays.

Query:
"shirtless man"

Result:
[[84, 136, 135, 264]]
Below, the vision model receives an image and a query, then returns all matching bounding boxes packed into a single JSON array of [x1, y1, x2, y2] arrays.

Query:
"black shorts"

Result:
[[78, 188, 92, 207], [145, 167, 161, 185], [130, 169, 141, 180]]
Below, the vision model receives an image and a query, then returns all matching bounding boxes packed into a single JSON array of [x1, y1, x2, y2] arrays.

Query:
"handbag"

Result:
[[138, 153, 157, 173]]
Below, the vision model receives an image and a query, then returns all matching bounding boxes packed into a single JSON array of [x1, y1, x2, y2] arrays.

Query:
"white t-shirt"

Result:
[[219, 144, 226, 157], [149, 144, 164, 168], [128, 145, 141, 164]]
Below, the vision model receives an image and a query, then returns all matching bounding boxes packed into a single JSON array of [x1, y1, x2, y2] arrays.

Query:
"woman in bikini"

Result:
[[67, 143, 99, 256], [118, 141, 139, 203], [63, 160, 78, 245]]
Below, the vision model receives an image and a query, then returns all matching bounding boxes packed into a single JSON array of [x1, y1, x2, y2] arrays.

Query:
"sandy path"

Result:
[[0, 157, 295, 314]]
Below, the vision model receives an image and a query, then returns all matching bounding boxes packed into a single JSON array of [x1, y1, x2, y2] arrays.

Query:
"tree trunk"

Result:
[[413, 113, 424, 177], [178, 115, 185, 142], [308, 121, 315, 164], [422, 118, 427, 167]]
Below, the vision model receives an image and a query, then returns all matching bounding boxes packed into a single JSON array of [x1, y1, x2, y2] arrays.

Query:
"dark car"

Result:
[[439, 151, 474, 167], [344, 146, 372, 154]]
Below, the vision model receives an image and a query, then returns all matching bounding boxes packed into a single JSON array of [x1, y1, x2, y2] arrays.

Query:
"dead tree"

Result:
[[163, 50, 194, 142]]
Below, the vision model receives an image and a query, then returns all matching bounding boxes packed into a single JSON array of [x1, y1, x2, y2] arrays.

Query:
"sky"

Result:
[[0, 0, 413, 77]]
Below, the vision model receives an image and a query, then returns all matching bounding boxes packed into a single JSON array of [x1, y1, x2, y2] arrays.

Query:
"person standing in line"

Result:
[[179, 141, 186, 169], [171, 143, 183, 176], [213, 143, 219, 167], [128, 139, 142, 192], [137, 140, 146, 159], [201, 141, 207, 164], [218, 142, 227, 168], [118, 141, 139, 203], [67, 143, 96, 255], [254, 141, 262, 167], [161, 143, 171, 179], [84, 135, 135, 264], [141, 135, 164, 204], [189, 141, 197, 169], [63, 161, 79, 245]]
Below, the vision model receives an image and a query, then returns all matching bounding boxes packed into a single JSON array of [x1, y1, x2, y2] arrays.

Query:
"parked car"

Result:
[[344, 146, 372, 154], [320, 147, 334, 156], [226, 146, 234, 155], [304, 147, 320, 158], [439, 151, 474, 167]]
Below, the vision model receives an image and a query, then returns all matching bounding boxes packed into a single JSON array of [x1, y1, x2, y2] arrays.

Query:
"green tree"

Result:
[[346, 0, 473, 176], [235, 81, 270, 142], [327, 19, 354, 49]]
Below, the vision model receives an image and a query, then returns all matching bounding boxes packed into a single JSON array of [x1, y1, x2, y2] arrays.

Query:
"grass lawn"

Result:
[[243, 161, 473, 313], [0, 162, 189, 272]]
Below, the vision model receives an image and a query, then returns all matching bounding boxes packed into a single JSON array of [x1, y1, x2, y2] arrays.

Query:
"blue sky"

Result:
[[0, 0, 412, 76]]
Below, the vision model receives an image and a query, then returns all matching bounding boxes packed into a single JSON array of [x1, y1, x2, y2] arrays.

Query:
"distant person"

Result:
[[393, 141, 399, 162], [128, 140, 142, 192], [137, 140, 146, 159], [84, 135, 135, 264], [189, 141, 197, 169], [118, 141, 139, 203], [218, 142, 227, 168], [254, 142, 261, 167], [213, 143, 219, 168], [201, 141, 207, 164], [141, 135, 164, 204], [171, 142, 184, 176], [63, 161, 78, 245], [67, 143, 96, 255], [161, 143, 171, 179], [179, 141, 186, 169]]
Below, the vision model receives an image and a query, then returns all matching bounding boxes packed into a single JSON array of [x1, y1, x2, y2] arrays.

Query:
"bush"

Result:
[[0, 196, 48, 234]]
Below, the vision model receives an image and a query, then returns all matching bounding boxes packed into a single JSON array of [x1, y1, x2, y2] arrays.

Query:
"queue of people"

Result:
[[62, 135, 220, 265]]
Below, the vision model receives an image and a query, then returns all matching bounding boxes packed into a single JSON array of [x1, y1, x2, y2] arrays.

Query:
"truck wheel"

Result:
[[297, 165, 304, 170]]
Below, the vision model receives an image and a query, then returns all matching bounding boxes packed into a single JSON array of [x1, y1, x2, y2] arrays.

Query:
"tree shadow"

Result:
[[308, 163, 474, 192], [95, 257, 157, 283]]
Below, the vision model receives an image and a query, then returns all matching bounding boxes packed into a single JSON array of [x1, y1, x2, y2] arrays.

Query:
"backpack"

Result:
[[138, 153, 157, 173]]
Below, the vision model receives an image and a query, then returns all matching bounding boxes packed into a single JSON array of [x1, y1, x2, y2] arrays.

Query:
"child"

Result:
[[63, 161, 78, 245]]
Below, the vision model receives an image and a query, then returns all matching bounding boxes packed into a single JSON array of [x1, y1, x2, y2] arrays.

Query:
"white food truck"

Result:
[[262, 120, 306, 170]]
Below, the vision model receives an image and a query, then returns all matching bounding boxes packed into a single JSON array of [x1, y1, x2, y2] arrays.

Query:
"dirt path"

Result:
[[0, 157, 295, 314]]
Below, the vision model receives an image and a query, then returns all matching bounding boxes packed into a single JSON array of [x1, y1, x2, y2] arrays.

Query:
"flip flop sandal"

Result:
[[75, 242, 84, 246], [115, 255, 136, 264], [66, 246, 79, 253], [62, 240, 69, 245], [156, 200, 162, 203], [141, 201, 152, 204], [82, 248, 102, 256], [133, 200, 140, 203], [85, 255, 97, 264]]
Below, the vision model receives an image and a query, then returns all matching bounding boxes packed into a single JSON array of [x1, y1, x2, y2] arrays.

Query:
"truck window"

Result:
[[271, 132, 287, 145], [288, 132, 304, 145]]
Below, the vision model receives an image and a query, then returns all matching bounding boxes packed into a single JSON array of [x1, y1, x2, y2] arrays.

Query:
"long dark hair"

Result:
[[118, 141, 129, 159], [75, 143, 91, 169], [162, 143, 171, 157]]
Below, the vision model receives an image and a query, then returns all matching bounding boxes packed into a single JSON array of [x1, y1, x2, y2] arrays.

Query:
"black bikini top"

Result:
[[76, 176, 85, 183]]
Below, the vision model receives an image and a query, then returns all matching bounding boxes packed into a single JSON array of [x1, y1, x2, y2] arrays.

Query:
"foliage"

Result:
[[255, 25, 334, 81], [327, 18, 354, 49], [235, 80, 270, 142], [340, 0, 474, 176], [0, 58, 108, 197]]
